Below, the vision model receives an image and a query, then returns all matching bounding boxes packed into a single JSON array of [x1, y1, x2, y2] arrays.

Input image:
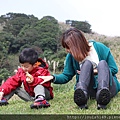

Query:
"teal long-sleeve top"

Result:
[[53, 40, 120, 93]]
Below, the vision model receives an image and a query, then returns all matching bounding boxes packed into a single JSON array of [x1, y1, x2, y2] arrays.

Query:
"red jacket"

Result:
[[0, 58, 53, 98]]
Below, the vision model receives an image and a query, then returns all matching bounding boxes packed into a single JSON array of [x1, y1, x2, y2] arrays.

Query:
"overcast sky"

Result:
[[0, 0, 120, 36]]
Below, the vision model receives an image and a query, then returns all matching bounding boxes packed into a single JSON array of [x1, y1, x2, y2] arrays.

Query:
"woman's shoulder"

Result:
[[89, 39, 105, 45], [89, 39, 109, 48], [66, 53, 76, 61], [89, 39, 102, 44], [65, 53, 78, 65]]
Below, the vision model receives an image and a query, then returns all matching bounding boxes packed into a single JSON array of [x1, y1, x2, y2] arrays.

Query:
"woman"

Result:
[[39, 28, 120, 109]]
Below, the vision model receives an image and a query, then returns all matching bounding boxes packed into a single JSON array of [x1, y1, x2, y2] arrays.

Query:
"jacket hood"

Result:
[[37, 58, 48, 69]]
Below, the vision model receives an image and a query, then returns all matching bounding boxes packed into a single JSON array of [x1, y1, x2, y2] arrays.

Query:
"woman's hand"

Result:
[[38, 76, 54, 84], [77, 69, 98, 75], [76, 70, 81, 74], [94, 68, 98, 75]]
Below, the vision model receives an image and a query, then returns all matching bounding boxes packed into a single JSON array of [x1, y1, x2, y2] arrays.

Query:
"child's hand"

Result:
[[14, 66, 21, 74], [0, 92, 4, 101], [26, 72, 34, 83]]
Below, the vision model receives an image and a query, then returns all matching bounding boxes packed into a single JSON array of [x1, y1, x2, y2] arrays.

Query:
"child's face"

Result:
[[20, 62, 35, 73]]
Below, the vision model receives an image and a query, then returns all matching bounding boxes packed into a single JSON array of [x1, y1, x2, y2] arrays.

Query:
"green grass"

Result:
[[0, 78, 120, 115], [0, 78, 120, 120]]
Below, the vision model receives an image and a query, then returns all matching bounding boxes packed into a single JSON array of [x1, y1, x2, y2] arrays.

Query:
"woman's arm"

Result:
[[40, 53, 76, 84]]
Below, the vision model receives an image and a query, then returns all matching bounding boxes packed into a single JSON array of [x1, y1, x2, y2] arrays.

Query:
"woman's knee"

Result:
[[98, 60, 107, 67], [80, 60, 93, 72], [82, 60, 93, 67]]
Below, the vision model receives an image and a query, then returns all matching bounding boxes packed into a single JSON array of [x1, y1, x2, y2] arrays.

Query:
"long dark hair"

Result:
[[61, 28, 90, 62]]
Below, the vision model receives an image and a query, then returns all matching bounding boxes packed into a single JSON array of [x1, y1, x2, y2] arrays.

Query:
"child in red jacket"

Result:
[[0, 48, 53, 109]]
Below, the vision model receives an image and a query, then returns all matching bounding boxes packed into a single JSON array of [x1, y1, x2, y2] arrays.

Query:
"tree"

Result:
[[0, 68, 11, 85], [66, 20, 92, 33], [32, 16, 60, 53], [1, 13, 38, 37], [9, 15, 61, 56], [0, 13, 39, 53], [0, 32, 15, 68]]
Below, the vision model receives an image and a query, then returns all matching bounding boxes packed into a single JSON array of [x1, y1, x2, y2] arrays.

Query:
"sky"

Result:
[[0, 0, 120, 37]]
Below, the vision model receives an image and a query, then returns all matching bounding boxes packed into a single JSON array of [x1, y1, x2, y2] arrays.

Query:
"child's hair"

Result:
[[19, 48, 38, 65]]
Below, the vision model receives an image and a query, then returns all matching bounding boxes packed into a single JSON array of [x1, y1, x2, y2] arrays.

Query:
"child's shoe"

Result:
[[30, 97, 50, 109], [0, 98, 9, 106]]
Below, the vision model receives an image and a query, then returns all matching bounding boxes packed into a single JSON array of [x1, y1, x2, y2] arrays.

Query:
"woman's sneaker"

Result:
[[0, 98, 9, 106], [30, 97, 50, 109]]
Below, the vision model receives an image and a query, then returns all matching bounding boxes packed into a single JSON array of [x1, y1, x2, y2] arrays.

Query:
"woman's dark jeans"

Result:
[[77, 60, 116, 99]]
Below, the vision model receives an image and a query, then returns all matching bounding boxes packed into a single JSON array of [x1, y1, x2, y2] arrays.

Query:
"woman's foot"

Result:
[[96, 88, 110, 109], [74, 88, 88, 109]]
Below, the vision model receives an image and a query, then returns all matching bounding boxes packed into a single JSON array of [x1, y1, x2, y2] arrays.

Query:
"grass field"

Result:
[[0, 78, 120, 120], [0, 78, 120, 113]]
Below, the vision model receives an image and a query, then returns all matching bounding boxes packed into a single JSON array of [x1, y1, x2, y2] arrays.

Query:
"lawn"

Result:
[[0, 78, 120, 120]]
